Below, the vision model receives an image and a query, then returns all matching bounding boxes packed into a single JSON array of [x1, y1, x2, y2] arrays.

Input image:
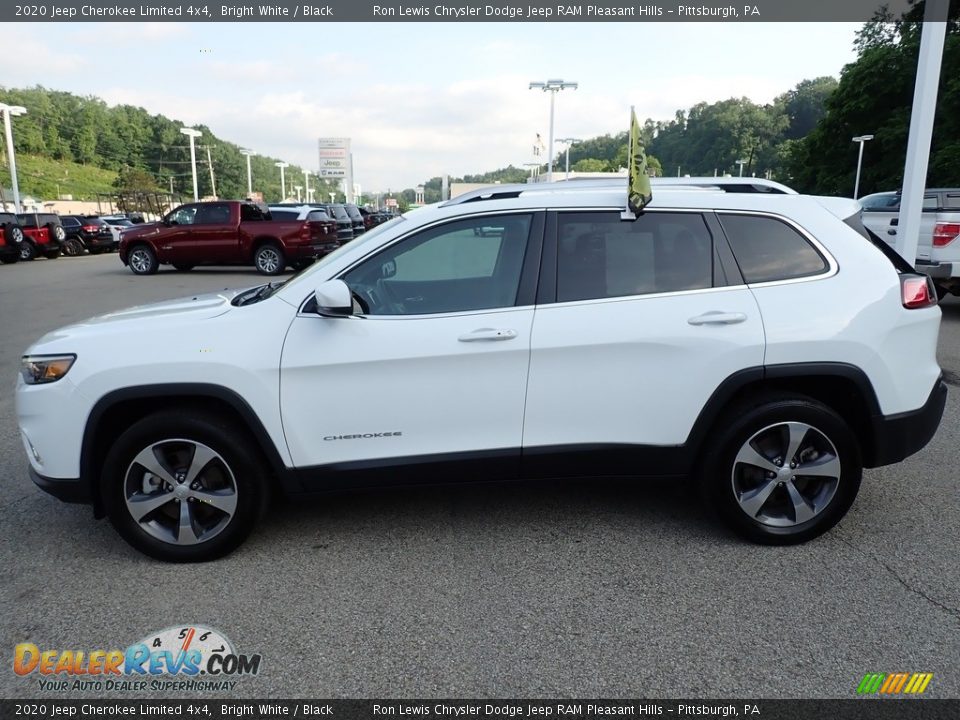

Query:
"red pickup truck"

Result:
[[118, 200, 340, 276]]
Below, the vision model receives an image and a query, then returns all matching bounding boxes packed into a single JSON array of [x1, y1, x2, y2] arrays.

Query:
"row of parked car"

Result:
[[0, 211, 140, 264], [0, 203, 394, 273]]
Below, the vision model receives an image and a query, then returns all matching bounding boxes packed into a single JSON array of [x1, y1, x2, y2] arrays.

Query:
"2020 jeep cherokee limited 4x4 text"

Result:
[[16, 183, 947, 561]]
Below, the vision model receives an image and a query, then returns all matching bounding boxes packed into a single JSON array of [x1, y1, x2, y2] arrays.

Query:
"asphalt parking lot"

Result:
[[1, 254, 958, 699]]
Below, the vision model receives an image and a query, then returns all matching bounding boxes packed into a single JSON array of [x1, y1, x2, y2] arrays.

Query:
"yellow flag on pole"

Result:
[[627, 106, 652, 215]]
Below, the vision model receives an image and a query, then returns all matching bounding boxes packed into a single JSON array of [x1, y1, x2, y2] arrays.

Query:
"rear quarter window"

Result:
[[718, 213, 828, 284]]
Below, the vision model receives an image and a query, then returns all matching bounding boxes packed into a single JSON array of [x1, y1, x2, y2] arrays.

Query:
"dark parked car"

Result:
[[359, 208, 392, 230], [0, 212, 25, 264], [343, 203, 366, 236], [60, 215, 115, 255]]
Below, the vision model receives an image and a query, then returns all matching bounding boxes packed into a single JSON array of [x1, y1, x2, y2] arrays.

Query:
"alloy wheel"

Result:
[[731, 421, 841, 528], [123, 439, 238, 546], [129, 248, 152, 273], [256, 247, 281, 274]]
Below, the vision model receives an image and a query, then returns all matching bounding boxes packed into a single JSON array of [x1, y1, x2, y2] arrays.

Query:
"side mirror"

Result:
[[314, 279, 353, 317]]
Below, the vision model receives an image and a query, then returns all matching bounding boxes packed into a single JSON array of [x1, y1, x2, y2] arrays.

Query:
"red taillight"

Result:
[[933, 222, 960, 247], [901, 274, 938, 309], [82, 224, 99, 232]]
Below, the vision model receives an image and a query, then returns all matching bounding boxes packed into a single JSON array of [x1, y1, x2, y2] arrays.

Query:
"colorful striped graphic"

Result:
[[857, 672, 934, 694]]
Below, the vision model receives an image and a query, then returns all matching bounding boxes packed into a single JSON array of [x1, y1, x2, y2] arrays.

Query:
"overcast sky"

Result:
[[4, 22, 860, 191]]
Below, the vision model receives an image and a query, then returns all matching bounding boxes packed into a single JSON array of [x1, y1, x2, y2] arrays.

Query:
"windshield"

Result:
[[278, 215, 407, 296]]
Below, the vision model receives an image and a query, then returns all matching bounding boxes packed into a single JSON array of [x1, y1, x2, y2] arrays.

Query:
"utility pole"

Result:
[[205, 146, 217, 199]]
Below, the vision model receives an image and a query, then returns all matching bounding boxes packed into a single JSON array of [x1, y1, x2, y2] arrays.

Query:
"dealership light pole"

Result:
[[303, 169, 312, 203], [852, 135, 874, 200], [558, 137, 581, 180], [736, 159, 747, 177], [0, 103, 27, 211], [275, 161, 289, 201], [240, 148, 255, 196], [179, 128, 202, 202], [529, 79, 577, 182]]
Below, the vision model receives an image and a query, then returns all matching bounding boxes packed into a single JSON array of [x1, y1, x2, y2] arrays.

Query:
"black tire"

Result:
[[100, 410, 268, 562], [5, 224, 24, 245], [44, 247, 62, 260], [172, 263, 195, 272], [698, 393, 862, 545], [0, 253, 19, 264], [62, 238, 83, 256], [127, 244, 158, 275], [47, 223, 66, 242], [19, 240, 37, 261], [253, 242, 286, 276]]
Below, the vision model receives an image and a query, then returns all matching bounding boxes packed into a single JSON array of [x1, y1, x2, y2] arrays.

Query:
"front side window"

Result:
[[556, 212, 713, 302], [342, 214, 532, 315], [718, 213, 827, 284], [168, 206, 198, 226]]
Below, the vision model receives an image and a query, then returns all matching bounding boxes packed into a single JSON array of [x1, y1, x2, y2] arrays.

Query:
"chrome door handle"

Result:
[[688, 312, 748, 326], [458, 328, 518, 342]]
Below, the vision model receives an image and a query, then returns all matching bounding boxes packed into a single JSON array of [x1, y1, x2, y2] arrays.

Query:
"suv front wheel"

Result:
[[700, 394, 862, 545], [101, 411, 268, 562]]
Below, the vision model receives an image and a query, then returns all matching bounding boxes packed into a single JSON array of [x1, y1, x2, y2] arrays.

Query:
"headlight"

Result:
[[20, 354, 76, 385]]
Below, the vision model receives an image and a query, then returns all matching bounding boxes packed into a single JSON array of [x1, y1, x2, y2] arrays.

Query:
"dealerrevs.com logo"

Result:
[[13, 625, 262, 692]]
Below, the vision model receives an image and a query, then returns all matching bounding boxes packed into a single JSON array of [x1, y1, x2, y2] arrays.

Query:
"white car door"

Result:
[[522, 210, 765, 476], [279, 212, 542, 480]]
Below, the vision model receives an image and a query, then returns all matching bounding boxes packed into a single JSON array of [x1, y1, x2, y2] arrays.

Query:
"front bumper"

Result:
[[867, 376, 948, 467], [29, 466, 90, 504]]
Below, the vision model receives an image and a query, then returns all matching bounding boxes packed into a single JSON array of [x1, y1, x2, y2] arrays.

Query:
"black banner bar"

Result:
[[2, 700, 960, 720], [1, 0, 925, 24]]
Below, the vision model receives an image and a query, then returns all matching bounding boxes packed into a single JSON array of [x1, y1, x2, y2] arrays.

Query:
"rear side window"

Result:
[[945, 193, 960, 209], [556, 212, 713, 302], [269, 210, 297, 221], [307, 210, 331, 221], [718, 214, 827, 284], [240, 204, 267, 221]]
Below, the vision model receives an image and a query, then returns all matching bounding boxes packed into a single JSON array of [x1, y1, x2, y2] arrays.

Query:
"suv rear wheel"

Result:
[[101, 411, 268, 562], [62, 238, 83, 256], [700, 394, 862, 545], [19, 240, 37, 261]]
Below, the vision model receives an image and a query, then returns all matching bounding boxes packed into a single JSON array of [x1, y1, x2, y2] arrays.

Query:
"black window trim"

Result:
[[714, 209, 837, 287], [540, 207, 739, 307], [297, 209, 546, 317]]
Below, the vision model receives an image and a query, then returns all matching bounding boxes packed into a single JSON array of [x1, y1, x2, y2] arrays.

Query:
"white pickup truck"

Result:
[[860, 189, 960, 299]]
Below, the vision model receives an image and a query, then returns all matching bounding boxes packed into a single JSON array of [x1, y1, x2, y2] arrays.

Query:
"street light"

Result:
[[179, 128, 202, 201], [852, 134, 874, 200], [529, 79, 578, 182], [303, 169, 312, 203], [736, 159, 747, 177], [275, 162, 289, 201], [557, 137, 581, 180], [0, 103, 27, 211], [523, 162, 541, 180], [240, 148, 255, 196], [293, 185, 303, 203]]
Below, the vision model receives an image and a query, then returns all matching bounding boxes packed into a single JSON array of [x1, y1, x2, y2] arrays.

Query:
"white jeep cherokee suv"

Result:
[[16, 182, 947, 562]]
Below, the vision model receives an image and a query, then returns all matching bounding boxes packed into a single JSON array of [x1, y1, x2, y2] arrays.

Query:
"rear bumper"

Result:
[[867, 377, 948, 467], [916, 260, 958, 279], [29, 466, 91, 504]]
